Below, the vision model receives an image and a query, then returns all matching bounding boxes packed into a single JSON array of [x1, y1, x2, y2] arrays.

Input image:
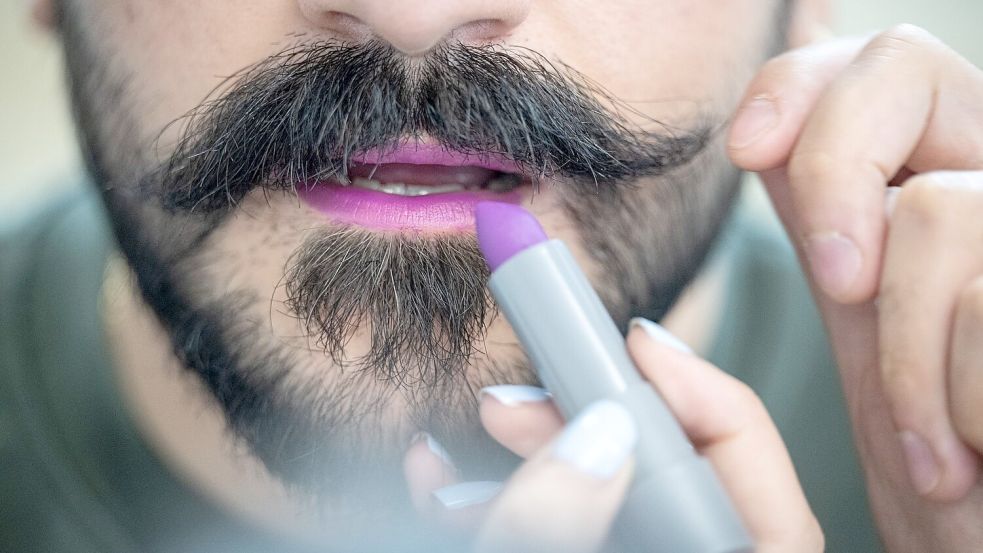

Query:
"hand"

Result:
[[728, 25, 983, 551], [403, 320, 822, 553]]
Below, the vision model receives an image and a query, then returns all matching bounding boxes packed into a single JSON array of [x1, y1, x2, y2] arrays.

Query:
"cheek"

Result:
[[81, 0, 317, 148], [514, 0, 780, 123]]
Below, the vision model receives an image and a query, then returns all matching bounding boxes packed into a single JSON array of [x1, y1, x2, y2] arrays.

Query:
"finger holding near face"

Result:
[[405, 321, 822, 553], [730, 25, 983, 303], [728, 26, 983, 501], [876, 171, 983, 500]]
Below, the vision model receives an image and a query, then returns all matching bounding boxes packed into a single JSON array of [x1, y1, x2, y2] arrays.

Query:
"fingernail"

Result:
[[803, 232, 862, 299], [480, 385, 552, 406], [416, 432, 455, 468], [553, 400, 637, 479], [629, 317, 694, 354], [899, 431, 941, 495], [729, 95, 779, 149], [432, 481, 503, 510]]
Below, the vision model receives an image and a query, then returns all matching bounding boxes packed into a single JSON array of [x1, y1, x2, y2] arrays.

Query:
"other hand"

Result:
[[729, 25, 983, 551]]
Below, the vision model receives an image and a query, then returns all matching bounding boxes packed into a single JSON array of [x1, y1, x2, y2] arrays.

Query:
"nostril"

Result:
[[319, 10, 372, 41], [452, 19, 515, 44], [297, 1, 372, 41], [298, 0, 531, 57]]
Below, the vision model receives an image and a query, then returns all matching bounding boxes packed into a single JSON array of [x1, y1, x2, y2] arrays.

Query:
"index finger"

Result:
[[783, 26, 983, 302], [627, 320, 823, 552]]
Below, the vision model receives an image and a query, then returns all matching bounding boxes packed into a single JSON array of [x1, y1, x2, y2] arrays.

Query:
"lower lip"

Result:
[[296, 182, 523, 231]]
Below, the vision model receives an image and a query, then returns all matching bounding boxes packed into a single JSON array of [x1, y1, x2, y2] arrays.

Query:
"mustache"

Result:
[[154, 40, 712, 213]]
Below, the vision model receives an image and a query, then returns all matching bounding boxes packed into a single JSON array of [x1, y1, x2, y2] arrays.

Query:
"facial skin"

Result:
[[54, 0, 786, 538]]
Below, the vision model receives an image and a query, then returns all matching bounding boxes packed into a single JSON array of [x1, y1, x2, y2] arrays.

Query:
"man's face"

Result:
[[58, 0, 783, 523]]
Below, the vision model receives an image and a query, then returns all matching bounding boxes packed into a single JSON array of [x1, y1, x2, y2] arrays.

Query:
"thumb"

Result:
[[474, 400, 636, 553]]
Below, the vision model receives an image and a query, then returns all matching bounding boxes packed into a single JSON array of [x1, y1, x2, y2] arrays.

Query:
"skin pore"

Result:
[[47, 0, 818, 544]]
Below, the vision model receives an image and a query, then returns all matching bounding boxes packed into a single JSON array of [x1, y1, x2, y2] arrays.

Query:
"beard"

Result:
[[59, 3, 741, 527]]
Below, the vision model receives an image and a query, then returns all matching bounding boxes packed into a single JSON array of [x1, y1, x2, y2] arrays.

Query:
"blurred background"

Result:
[[2, 1, 982, 211]]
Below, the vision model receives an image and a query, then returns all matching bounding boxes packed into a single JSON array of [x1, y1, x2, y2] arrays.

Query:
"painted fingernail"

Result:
[[415, 432, 454, 468], [432, 481, 503, 510], [729, 95, 779, 149], [899, 431, 940, 496], [553, 400, 637, 479], [804, 232, 862, 299], [629, 317, 694, 354], [480, 385, 552, 406]]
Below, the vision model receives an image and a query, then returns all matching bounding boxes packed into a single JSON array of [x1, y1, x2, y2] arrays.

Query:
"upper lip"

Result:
[[338, 140, 528, 193], [349, 142, 523, 175]]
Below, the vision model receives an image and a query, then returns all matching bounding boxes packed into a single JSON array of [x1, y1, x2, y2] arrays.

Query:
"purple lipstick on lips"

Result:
[[475, 201, 752, 553], [296, 144, 524, 231]]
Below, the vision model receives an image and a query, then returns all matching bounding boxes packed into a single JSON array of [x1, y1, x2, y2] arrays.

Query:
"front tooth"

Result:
[[379, 183, 407, 195], [350, 178, 467, 196], [352, 177, 380, 190], [408, 184, 466, 195]]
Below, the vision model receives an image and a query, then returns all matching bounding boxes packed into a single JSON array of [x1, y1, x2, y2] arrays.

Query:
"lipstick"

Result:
[[476, 202, 752, 553]]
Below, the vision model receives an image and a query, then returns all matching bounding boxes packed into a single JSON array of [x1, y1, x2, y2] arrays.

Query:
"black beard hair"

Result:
[[58, 6, 744, 527], [152, 41, 712, 214], [284, 228, 491, 386]]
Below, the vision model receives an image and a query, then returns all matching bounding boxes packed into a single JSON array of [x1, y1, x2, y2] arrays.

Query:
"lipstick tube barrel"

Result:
[[488, 239, 752, 553]]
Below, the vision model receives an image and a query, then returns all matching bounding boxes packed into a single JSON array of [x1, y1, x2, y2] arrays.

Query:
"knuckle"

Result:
[[787, 149, 840, 185], [757, 49, 805, 83], [876, 348, 922, 422], [893, 175, 953, 228], [750, 46, 822, 97], [869, 24, 940, 57], [724, 378, 768, 423]]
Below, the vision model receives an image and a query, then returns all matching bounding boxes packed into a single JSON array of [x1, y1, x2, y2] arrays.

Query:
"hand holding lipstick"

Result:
[[403, 320, 823, 553]]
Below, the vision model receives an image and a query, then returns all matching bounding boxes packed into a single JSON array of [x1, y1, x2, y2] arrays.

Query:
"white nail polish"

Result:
[[553, 400, 637, 479], [480, 384, 552, 406], [630, 317, 694, 354], [422, 433, 454, 467], [432, 481, 503, 509]]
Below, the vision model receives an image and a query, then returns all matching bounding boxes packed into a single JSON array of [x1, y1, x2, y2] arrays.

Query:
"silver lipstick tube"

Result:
[[489, 239, 753, 553]]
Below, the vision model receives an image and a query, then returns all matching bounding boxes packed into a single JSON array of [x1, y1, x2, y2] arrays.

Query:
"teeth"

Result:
[[350, 178, 468, 196], [345, 174, 524, 196]]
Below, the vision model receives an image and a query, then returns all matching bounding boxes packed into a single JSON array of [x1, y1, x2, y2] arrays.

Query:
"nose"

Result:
[[297, 0, 531, 56]]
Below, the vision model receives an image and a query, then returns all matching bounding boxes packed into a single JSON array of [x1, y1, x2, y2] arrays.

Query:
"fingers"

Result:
[[734, 25, 983, 304], [404, 433, 502, 534], [405, 385, 562, 529], [628, 319, 824, 552], [728, 34, 870, 171], [403, 433, 460, 514], [474, 401, 636, 553], [480, 385, 563, 458], [950, 276, 983, 455], [878, 172, 983, 500]]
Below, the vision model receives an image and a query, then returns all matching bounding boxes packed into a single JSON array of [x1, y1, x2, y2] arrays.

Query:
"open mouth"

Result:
[[296, 144, 530, 231], [345, 162, 525, 197]]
